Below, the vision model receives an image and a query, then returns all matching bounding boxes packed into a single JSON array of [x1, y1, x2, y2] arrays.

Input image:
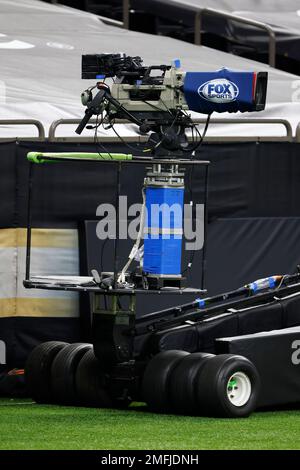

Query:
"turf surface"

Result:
[[0, 398, 300, 450]]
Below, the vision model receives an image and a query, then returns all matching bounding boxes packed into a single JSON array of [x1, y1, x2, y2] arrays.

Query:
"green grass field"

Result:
[[1, 398, 300, 450]]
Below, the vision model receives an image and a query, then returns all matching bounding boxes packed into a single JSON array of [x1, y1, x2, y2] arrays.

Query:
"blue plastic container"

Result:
[[143, 186, 184, 276]]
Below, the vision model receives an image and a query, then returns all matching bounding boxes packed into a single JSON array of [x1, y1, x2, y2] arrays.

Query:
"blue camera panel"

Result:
[[184, 68, 266, 114]]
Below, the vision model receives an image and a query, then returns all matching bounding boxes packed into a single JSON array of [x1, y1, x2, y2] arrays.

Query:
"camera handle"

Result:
[[76, 86, 143, 135]]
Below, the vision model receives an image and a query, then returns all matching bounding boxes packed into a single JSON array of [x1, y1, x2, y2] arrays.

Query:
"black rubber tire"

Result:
[[195, 354, 261, 418], [51, 343, 92, 405], [75, 349, 112, 408], [169, 352, 215, 415], [25, 341, 69, 404], [142, 350, 190, 413]]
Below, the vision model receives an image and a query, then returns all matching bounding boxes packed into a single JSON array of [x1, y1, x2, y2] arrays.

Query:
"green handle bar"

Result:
[[27, 152, 133, 164]]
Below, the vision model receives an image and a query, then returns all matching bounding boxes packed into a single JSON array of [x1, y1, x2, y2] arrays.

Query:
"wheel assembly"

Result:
[[75, 349, 112, 408], [169, 352, 215, 415], [142, 350, 189, 413], [194, 354, 261, 418], [25, 341, 69, 404], [51, 343, 92, 405], [226, 371, 252, 408]]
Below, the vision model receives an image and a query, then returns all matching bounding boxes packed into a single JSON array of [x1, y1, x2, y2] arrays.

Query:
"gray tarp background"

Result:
[[137, 0, 300, 33], [136, 0, 300, 11], [0, 0, 300, 138]]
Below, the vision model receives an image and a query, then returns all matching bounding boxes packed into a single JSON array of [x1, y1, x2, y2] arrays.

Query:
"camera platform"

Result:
[[23, 276, 206, 296]]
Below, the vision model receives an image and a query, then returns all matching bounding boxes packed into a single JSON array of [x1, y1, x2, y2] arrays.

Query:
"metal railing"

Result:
[[48, 118, 149, 142], [0, 118, 296, 142], [193, 118, 292, 142], [123, 1, 276, 67], [48, 118, 293, 143], [0, 120, 45, 141]]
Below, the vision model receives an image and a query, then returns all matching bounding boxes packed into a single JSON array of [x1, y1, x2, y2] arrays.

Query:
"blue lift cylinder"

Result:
[[143, 180, 184, 277]]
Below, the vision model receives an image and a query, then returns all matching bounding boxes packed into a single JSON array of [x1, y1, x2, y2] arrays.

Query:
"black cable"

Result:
[[100, 238, 109, 275], [143, 99, 173, 116], [149, 111, 179, 152], [181, 113, 211, 154], [182, 114, 212, 276], [93, 113, 114, 160]]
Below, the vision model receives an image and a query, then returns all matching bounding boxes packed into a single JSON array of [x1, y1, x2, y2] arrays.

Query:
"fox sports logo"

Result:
[[198, 78, 239, 103]]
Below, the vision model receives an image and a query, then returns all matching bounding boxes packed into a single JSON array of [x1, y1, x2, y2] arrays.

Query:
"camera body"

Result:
[[110, 66, 187, 115], [81, 53, 267, 116], [76, 53, 268, 157]]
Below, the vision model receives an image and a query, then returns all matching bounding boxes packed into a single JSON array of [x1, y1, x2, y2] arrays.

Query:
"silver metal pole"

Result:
[[194, 11, 202, 46], [123, 0, 130, 29], [193, 7, 276, 67]]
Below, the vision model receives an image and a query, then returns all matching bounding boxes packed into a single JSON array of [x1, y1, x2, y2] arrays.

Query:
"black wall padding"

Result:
[[0, 318, 81, 374], [83, 216, 300, 319], [205, 217, 300, 294], [0, 142, 16, 228], [16, 141, 146, 228], [215, 326, 300, 408], [150, 296, 300, 355], [10, 140, 300, 227]]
